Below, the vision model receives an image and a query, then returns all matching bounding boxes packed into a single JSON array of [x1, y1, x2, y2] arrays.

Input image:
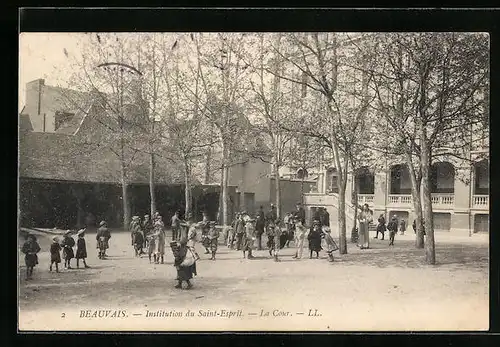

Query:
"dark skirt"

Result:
[[279, 234, 288, 249], [176, 265, 195, 281], [63, 247, 74, 260], [76, 240, 87, 259], [25, 254, 38, 267], [309, 238, 322, 252], [267, 235, 275, 249], [51, 252, 61, 263]]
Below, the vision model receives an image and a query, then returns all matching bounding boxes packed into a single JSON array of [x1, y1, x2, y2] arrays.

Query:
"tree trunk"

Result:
[[149, 151, 156, 216], [300, 176, 305, 205], [337, 188, 348, 254], [274, 158, 281, 220], [351, 188, 359, 243], [184, 160, 192, 219], [204, 147, 211, 184], [222, 143, 229, 226], [406, 155, 425, 249], [121, 171, 130, 230], [217, 171, 223, 224], [421, 148, 436, 264]]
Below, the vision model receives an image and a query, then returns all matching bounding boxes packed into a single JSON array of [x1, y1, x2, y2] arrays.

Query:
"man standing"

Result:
[[235, 213, 246, 251], [295, 202, 306, 225], [142, 214, 153, 249], [255, 206, 265, 250]]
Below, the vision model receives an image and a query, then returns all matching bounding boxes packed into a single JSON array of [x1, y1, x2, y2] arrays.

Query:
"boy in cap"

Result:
[[242, 218, 256, 259], [96, 221, 111, 259], [62, 230, 75, 269], [76, 228, 90, 269], [49, 236, 62, 272], [21, 234, 41, 280], [207, 221, 219, 260], [387, 215, 399, 246]]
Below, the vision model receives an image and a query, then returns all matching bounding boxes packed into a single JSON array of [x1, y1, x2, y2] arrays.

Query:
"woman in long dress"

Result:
[[358, 204, 373, 249]]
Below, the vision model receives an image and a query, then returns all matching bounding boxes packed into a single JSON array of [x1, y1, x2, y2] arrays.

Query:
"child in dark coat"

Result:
[[76, 229, 90, 268], [308, 220, 323, 259], [50, 236, 62, 272], [62, 231, 76, 269], [21, 234, 41, 280], [387, 216, 399, 246]]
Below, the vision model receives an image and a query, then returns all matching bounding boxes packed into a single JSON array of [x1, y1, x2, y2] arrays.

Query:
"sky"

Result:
[[18, 33, 90, 112]]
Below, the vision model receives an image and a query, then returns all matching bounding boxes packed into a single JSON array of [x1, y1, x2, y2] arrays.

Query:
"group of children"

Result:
[[21, 228, 90, 280]]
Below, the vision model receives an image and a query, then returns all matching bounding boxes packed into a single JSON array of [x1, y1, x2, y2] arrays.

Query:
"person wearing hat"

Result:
[[375, 213, 387, 240], [308, 220, 323, 259], [49, 236, 62, 272], [242, 218, 256, 259], [21, 234, 41, 280], [295, 202, 306, 225], [154, 215, 166, 264], [96, 221, 111, 259], [255, 206, 265, 250], [76, 228, 90, 269], [200, 212, 211, 254], [234, 213, 246, 251], [321, 227, 338, 262], [207, 221, 219, 260], [358, 204, 373, 250], [132, 225, 145, 257], [61, 230, 76, 269], [387, 215, 399, 246], [171, 236, 197, 289], [227, 213, 240, 249], [129, 216, 142, 246]]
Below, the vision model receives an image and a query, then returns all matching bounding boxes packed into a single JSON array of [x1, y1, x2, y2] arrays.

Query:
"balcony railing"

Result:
[[388, 194, 455, 208], [388, 194, 413, 206], [357, 194, 374, 205], [431, 193, 455, 206], [472, 195, 489, 210]]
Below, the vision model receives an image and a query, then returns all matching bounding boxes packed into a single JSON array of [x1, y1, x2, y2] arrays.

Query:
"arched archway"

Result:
[[326, 167, 339, 193], [355, 166, 375, 194], [430, 162, 455, 193], [473, 159, 489, 195], [296, 168, 309, 180], [390, 164, 411, 194]]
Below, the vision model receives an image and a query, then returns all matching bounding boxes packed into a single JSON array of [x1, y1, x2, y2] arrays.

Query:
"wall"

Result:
[[229, 158, 272, 211], [269, 178, 315, 216]]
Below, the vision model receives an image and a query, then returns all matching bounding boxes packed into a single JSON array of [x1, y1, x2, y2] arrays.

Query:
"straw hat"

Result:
[[99, 221, 107, 227], [77, 229, 86, 236]]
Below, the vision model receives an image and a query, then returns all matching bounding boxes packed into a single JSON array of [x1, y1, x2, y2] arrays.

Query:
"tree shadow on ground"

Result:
[[339, 239, 488, 273]]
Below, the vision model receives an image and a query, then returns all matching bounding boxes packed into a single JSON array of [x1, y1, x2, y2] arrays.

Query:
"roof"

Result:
[[18, 130, 185, 185], [55, 102, 92, 135]]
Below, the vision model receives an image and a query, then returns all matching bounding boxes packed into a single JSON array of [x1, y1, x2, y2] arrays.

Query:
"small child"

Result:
[[387, 216, 398, 246], [76, 229, 90, 269], [132, 230, 144, 257], [21, 234, 41, 280], [49, 236, 62, 272], [308, 221, 323, 259], [207, 221, 219, 261], [61, 230, 75, 269], [322, 227, 338, 262]]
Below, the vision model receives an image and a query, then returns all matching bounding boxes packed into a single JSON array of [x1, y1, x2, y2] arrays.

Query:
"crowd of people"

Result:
[[20, 201, 424, 288]]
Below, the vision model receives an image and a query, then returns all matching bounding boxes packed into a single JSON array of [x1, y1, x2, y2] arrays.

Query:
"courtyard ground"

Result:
[[18, 228, 489, 331]]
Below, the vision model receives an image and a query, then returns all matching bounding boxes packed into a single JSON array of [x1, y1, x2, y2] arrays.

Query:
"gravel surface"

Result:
[[18, 229, 489, 331]]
